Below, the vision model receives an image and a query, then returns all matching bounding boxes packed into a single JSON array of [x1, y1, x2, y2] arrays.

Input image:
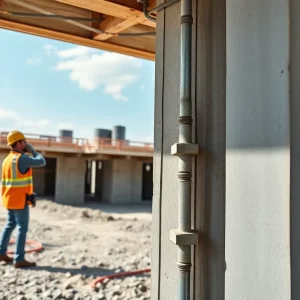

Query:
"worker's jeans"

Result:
[[0, 204, 29, 262]]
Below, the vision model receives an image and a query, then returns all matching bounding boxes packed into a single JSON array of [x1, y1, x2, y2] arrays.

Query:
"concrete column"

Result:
[[102, 159, 143, 204], [225, 1, 290, 299], [131, 160, 143, 202], [153, 0, 294, 299], [55, 156, 85, 205], [151, 0, 226, 299]]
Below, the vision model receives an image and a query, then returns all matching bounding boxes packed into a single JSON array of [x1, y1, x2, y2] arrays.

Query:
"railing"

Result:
[[0, 132, 154, 153], [90, 137, 154, 153]]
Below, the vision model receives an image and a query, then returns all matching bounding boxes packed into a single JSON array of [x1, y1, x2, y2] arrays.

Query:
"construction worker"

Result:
[[0, 130, 46, 268]]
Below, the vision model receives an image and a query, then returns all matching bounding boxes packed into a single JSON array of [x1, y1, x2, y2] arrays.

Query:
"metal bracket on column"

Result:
[[170, 229, 198, 245], [171, 143, 199, 156]]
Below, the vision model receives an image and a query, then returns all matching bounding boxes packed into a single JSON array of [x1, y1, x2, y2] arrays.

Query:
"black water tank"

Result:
[[112, 125, 126, 141], [59, 130, 73, 142], [94, 128, 112, 139]]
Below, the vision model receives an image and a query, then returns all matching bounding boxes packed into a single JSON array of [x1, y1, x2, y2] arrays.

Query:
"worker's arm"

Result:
[[18, 144, 46, 174]]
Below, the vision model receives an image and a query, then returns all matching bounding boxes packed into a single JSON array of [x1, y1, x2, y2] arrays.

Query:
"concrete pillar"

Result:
[[102, 159, 143, 204], [131, 160, 143, 202], [152, 0, 297, 299], [226, 0, 291, 299], [55, 156, 85, 205], [151, 0, 226, 299]]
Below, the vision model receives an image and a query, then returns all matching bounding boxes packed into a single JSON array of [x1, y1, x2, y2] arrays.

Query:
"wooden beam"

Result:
[[0, 18, 155, 60], [54, 0, 156, 28], [94, 17, 137, 41], [148, 0, 156, 10]]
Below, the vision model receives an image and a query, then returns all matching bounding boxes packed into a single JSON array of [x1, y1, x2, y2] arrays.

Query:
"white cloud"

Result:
[[43, 44, 57, 56], [44, 44, 142, 101], [26, 57, 42, 66], [0, 108, 91, 139], [56, 46, 92, 58], [0, 108, 51, 135], [0, 108, 18, 120]]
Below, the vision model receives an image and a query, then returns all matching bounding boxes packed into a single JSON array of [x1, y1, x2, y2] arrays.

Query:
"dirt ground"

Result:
[[0, 199, 152, 300]]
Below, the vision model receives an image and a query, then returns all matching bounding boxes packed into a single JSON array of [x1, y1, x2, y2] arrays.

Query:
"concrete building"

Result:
[[0, 129, 153, 205]]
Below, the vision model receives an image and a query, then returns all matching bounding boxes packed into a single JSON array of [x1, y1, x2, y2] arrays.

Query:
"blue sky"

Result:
[[0, 29, 155, 142]]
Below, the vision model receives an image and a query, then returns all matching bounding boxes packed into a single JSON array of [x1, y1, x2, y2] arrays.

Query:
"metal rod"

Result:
[[142, 0, 156, 22], [148, 0, 181, 14], [140, 0, 181, 22], [175, 0, 194, 299]]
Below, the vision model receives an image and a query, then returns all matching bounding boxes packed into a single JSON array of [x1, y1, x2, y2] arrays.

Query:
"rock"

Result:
[[16, 296, 27, 300], [73, 294, 83, 300], [62, 274, 82, 290], [139, 284, 148, 293], [8, 277, 16, 285], [27, 280, 37, 288], [64, 293, 74, 300], [97, 292, 105, 300], [42, 290, 52, 298], [52, 289, 63, 300], [63, 283, 73, 290]]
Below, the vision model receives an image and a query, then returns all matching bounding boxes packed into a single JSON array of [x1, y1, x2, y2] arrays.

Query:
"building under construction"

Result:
[[0, 127, 153, 205]]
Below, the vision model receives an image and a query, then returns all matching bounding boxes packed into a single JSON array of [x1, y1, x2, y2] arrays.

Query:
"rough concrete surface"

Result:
[[0, 200, 152, 300]]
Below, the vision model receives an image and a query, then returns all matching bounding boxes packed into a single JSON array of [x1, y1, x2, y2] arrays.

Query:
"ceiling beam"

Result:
[[53, 0, 156, 28], [148, 0, 156, 10], [0, 18, 155, 60], [94, 17, 137, 41]]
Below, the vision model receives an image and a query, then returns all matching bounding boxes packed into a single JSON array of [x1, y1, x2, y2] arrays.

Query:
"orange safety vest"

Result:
[[1, 151, 33, 209]]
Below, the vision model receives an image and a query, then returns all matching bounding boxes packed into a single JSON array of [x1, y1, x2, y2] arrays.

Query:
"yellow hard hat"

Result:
[[7, 130, 26, 146]]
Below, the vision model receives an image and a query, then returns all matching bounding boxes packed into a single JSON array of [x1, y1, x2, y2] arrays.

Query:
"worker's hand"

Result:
[[25, 144, 35, 153]]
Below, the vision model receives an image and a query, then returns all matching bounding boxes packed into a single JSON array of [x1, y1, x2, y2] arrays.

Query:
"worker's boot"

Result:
[[0, 254, 13, 263], [14, 260, 36, 268]]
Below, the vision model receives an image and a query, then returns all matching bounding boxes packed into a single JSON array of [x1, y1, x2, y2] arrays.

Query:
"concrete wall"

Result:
[[226, 1, 290, 299], [55, 156, 86, 205], [151, 0, 226, 299], [102, 159, 143, 204]]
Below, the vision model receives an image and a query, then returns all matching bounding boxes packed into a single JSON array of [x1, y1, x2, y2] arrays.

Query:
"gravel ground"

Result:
[[0, 200, 152, 300]]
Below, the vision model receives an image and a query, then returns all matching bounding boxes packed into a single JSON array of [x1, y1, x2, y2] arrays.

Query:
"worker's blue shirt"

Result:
[[16, 150, 46, 174]]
